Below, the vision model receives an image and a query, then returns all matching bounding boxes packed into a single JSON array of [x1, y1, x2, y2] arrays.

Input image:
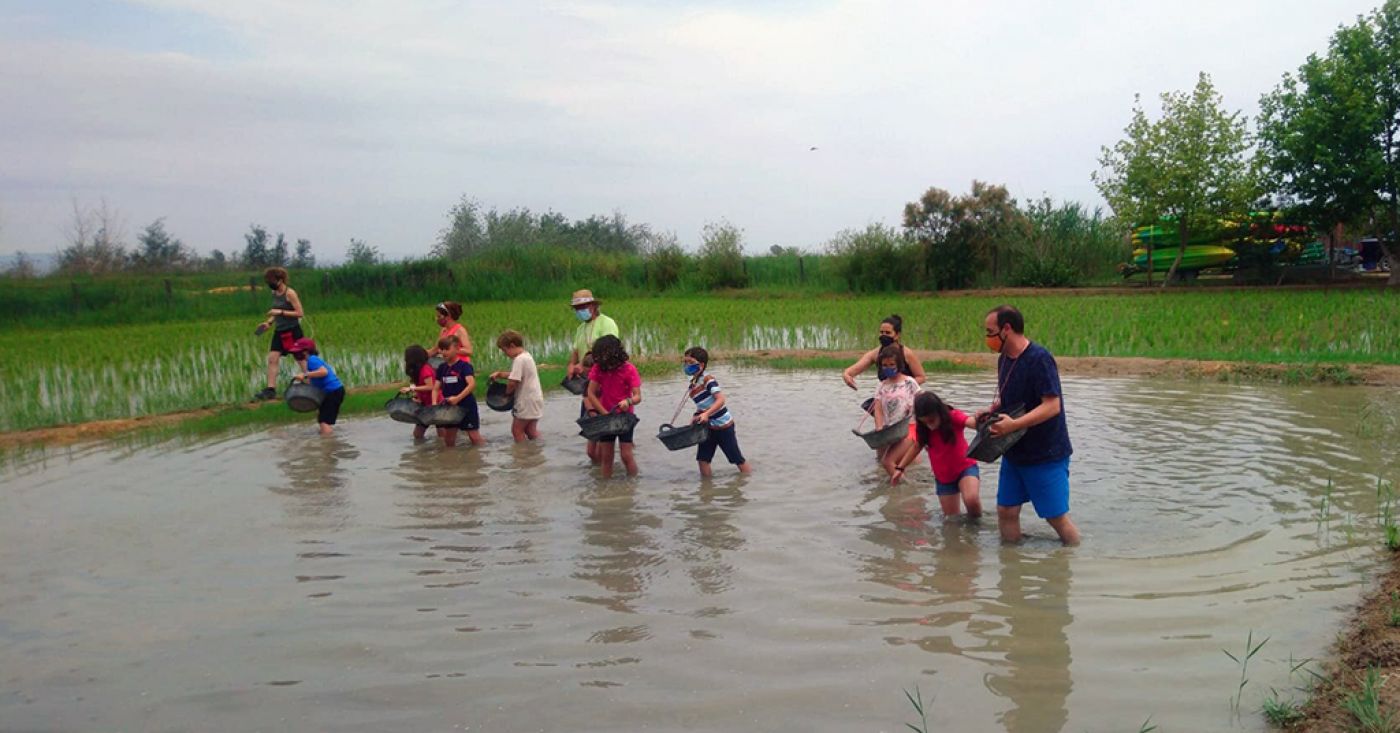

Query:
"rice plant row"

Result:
[[0, 290, 1395, 432]]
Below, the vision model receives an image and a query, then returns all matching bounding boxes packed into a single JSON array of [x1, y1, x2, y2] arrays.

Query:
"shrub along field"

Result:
[[0, 290, 1396, 432]]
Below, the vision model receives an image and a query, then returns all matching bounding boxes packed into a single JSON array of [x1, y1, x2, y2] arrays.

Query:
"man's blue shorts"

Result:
[[935, 464, 980, 496], [997, 456, 1070, 519]]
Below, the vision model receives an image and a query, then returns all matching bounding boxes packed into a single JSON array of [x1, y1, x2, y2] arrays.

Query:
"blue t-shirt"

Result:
[[436, 359, 477, 403], [996, 342, 1072, 464], [305, 355, 343, 392]]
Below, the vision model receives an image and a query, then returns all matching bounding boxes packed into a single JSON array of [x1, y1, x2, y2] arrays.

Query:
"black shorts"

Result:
[[271, 326, 303, 354], [595, 426, 635, 445], [318, 387, 346, 425], [453, 399, 481, 431], [697, 424, 746, 465]]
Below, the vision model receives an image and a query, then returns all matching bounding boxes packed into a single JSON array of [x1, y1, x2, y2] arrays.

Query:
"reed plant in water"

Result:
[[1223, 630, 1270, 715]]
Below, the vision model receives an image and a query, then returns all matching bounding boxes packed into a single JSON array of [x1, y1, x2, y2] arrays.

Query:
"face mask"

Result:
[[986, 331, 1005, 353], [575, 308, 592, 322], [684, 363, 701, 376], [878, 367, 898, 380], [267, 282, 279, 291], [436, 316, 447, 327], [878, 335, 895, 348]]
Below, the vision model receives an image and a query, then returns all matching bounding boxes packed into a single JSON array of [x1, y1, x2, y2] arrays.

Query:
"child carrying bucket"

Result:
[[891, 391, 982, 518], [682, 347, 751, 477], [870, 343, 918, 477], [288, 338, 345, 436], [488, 330, 544, 442], [584, 335, 642, 478], [433, 335, 484, 448], [400, 344, 437, 441]]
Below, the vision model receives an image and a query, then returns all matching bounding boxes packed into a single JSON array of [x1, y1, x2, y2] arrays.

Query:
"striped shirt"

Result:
[[688, 375, 733, 428]]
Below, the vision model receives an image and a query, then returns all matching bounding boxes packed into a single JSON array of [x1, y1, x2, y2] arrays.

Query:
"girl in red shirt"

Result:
[[892, 391, 982, 518], [399, 344, 438, 441]]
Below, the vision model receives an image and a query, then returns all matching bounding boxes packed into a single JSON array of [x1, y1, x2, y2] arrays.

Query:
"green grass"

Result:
[[2, 290, 1397, 432], [1341, 667, 1400, 733]]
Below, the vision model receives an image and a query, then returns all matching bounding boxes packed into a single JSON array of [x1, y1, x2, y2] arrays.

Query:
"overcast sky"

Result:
[[0, 0, 1380, 260]]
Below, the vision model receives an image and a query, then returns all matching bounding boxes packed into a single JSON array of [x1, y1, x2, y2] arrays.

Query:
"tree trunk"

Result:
[[1162, 224, 1188, 287], [1388, 204, 1400, 287], [1146, 242, 1154, 287]]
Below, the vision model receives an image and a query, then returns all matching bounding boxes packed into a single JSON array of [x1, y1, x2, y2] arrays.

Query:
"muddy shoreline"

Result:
[[1299, 556, 1400, 731]]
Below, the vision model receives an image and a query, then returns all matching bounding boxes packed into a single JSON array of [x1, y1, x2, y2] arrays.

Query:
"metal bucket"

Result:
[[853, 417, 909, 449], [657, 422, 709, 451], [284, 382, 325, 413], [577, 412, 639, 440], [485, 380, 514, 412], [561, 375, 588, 396], [385, 396, 423, 424], [420, 403, 467, 427], [966, 407, 1027, 463]]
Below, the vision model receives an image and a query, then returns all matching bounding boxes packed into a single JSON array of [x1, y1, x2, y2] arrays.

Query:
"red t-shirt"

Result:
[[587, 362, 641, 413], [921, 408, 977, 484], [415, 363, 438, 406]]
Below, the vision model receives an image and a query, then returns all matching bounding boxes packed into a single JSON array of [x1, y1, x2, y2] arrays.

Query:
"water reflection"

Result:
[[270, 433, 358, 531], [981, 547, 1073, 733], [571, 485, 662, 620], [672, 477, 748, 596]]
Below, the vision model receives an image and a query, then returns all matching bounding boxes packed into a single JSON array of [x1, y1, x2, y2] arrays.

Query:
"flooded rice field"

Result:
[[2, 370, 1397, 732]]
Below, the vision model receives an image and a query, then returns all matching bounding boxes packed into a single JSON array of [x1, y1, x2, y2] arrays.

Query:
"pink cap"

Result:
[[289, 337, 317, 354]]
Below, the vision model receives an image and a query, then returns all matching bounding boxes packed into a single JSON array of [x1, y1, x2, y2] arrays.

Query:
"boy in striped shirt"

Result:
[[684, 347, 752, 477]]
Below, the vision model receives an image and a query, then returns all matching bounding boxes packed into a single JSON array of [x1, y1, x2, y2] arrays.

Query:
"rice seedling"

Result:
[[1223, 629, 1270, 714], [1, 289, 1397, 432], [1341, 667, 1399, 733], [1258, 654, 1317, 728], [1387, 592, 1400, 628], [1137, 717, 1158, 732], [1261, 689, 1305, 728], [902, 685, 932, 733], [1378, 479, 1400, 552]]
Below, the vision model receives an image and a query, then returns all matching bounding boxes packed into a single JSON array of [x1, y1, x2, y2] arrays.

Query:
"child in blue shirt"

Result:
[[289, 338, 345, 436], [433, 335, 484, 447], [684, 347, 751, 477]]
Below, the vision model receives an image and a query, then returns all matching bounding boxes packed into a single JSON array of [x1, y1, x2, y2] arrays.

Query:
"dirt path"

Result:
[[3, 350, 1398, 451], [1298, 554, 1400, 731]]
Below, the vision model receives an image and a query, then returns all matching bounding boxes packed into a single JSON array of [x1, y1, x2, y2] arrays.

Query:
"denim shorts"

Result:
[[997, 456, 1070, 519], [935, 463, 980, 496]]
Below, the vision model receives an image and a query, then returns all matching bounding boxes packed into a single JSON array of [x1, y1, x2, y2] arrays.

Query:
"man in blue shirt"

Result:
[[982, 305, 1081, 545]]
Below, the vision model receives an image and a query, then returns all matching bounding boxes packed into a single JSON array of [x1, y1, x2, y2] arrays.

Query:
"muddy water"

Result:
[[2, 371, 1397, 732]]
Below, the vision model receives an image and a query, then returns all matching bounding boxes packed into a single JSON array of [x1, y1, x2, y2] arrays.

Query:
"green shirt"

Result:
[[573, 313, 619, 358]]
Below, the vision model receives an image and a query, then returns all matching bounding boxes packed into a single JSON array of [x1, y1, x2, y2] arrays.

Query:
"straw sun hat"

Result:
[[570, 289, 600, 307]]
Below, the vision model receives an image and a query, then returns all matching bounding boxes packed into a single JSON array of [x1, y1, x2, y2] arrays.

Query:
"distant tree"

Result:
[[4, 251, 37, 279], [697, 220, 748, 289], [1094, 72, 1254, 286], [205, 249, 228, 271], [58, 198, 128, 275], [271, 233, 290, 267], [241, 224, 271, 269], [346, 238, 382, 266], [292, 238, 315, 269], [903, 180, 1022, 289], [435, 196, 487, 259], [129, 218, 194, 272], [768, 244, 802, 256], [1258, 1, 1400, 285]]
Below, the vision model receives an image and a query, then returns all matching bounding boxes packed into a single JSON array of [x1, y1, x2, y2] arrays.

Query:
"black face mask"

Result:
[[878, 335, 895, 348], [268, 283, 280, 291]]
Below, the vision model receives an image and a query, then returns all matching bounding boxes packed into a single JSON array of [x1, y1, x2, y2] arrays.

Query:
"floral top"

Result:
[[875, 375, 918, 426]]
